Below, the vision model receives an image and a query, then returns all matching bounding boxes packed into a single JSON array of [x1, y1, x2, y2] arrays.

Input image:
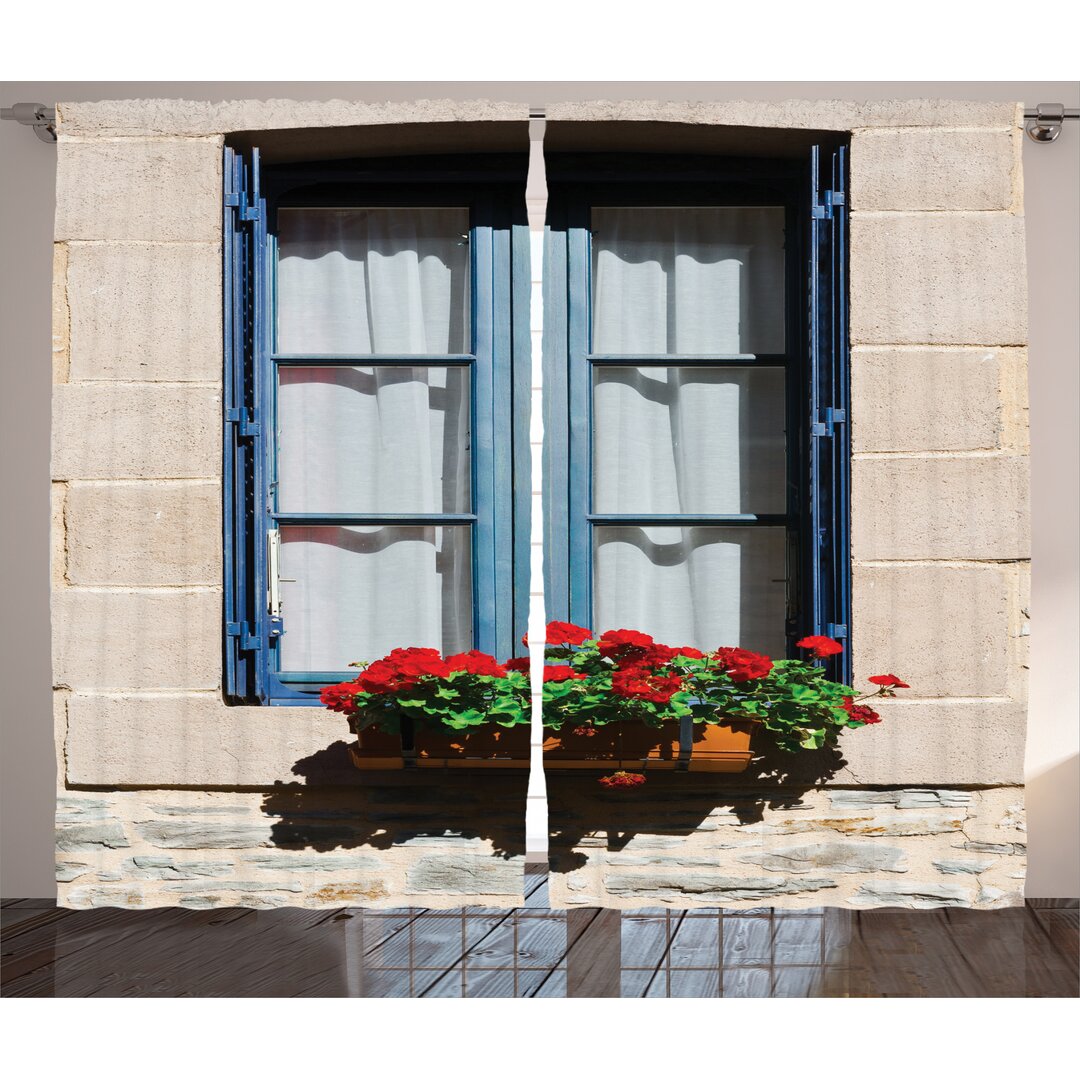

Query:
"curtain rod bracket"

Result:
[[1024, 103, 1079, 143], [0, 102, 56, 142]]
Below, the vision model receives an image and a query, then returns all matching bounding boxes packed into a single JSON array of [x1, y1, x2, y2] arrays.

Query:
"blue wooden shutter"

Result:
[[808, 144, 851, 682], [223, 147, 269, 702]]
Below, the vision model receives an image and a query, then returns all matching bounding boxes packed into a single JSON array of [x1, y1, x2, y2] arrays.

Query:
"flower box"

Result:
[[412, 724, 530, 769], [542, 716, 758, 772], [346, 712, 530, 771]]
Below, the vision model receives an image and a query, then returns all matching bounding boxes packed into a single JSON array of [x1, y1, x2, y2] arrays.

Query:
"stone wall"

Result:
[[56, 778, 528, 909], [547, 779, 1026, 910], [52, 97, 1029, 909]]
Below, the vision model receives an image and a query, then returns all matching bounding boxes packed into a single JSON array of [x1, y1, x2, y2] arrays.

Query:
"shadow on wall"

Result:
[[259, 741, 528, 859], [548, 745, 848, 873]]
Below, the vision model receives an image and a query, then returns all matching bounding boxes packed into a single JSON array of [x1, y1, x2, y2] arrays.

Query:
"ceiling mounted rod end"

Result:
[[0, 102, 57, 143]]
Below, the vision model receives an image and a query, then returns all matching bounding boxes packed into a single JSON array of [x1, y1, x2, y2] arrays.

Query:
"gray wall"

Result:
[[2, 81, 1076, 898]]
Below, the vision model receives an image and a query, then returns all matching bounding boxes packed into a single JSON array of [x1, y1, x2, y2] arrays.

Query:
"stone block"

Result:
[[405, 854, 525, 895], [64, 693, 344, 786], [51, 483, 67, 587], [851, 347, 1025, 453], [52, 589, 220, 690], [135, 820, 273, 849], [56, 862, 94, 882], [603, 872, 837, 902], [848, 880, 972, 908], [852, 455, 1029, 561], [850, 213, 1027, 346], [56, 98, 530, 137], [127, 856, 234, 879], [65, 481, 221, 586], [827, 789, 972, 809], [52, 383, 221, 480], [850, 129, 1015, 210], [67, 242, 221, 381], [242, 853, 381, 872], [55, 137, 221, 242], [56, 820, 130, 852], [53, 242, 69, 382], [544, 99, 1019, 132], [736, 841, 908, 874], [932, 857, 997, 875], [851, 563, 1014, 698], [837, 700, 1025, 786]]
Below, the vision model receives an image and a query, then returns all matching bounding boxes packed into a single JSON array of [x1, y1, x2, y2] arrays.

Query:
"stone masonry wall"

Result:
[[52, 98, 1028, 909], [547, 781, 1026, 910]]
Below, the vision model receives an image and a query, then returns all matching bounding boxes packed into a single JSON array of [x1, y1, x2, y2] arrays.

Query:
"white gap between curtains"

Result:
[[274, 208, 473, 671]]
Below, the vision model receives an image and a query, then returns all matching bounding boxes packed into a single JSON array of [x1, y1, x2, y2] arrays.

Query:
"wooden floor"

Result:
[[3, 868, 1076, 997]]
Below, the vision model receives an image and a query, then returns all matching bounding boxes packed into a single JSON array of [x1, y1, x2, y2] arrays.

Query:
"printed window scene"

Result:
[[48, 97, 1033, 918]]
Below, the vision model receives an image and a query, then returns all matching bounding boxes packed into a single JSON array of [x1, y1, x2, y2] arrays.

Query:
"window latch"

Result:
[[267, 529, 282, 624]]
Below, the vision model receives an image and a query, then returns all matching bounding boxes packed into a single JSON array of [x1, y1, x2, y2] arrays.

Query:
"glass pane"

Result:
[[276, 366, 471, 514], [277, 208, 470, 355], [591, 207, 785, 355], [278, 525, 472, 671], [592, 366, 786, 514], [593, 526, 786, 655]]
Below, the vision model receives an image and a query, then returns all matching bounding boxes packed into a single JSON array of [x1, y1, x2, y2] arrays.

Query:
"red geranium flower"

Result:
[[868, 674, 910, 689], [673, 647, 705, 660], [598, 628, 655, 660], [611, 666, 683, 703], [357, 659, 410, 694], [843, 697, 882, 725], [545, 621, 593, 645], [542, 665, 586, 683], [320, 681, 360, 713], [796, 635, 844, 658], [504, 656, 531, 672], [714, 647, 773, 682], [599, 771, 646, 789], [445, 650, 507, 677], [842, 696, 882, 724]]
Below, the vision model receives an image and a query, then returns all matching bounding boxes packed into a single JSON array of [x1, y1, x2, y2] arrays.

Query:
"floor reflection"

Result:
[[3, 867, 1076, 997]]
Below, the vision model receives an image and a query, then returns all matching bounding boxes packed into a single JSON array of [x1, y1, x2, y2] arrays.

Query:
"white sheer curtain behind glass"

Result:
[[276, 365, 470, 514], [278, 526, 472, 672], [274, 209, 474, 671], [591, 207, 785, 355], [590, 207, 787, 653], [277, 208, 470, 354]]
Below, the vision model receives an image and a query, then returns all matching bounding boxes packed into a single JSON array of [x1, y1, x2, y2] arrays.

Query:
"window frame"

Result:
[[542, 150, 850, 679], [224, 150, 532, 705]]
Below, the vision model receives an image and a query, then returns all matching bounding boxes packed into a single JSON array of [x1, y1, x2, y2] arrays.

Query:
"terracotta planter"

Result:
[[617, 720, 681, 770], [542, 724, 621, 768], [347, 723, 407, 770], [687, 718, 760, 773], [543, 716, 759, 773], [543, 719, 679, 770], [413, 725, 530, 769]]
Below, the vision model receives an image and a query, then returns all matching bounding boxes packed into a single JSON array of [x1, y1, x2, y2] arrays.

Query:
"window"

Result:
[[542, 148, 850, 678], [224, 150, 532, 703], [225, 141, 849, 704]]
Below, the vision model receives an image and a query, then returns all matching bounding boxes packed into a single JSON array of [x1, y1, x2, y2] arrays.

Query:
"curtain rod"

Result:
[[5, 102, 1079, 145]]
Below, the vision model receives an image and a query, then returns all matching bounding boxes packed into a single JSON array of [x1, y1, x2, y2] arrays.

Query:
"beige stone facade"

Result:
[[51, 98, 1029, 909]]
